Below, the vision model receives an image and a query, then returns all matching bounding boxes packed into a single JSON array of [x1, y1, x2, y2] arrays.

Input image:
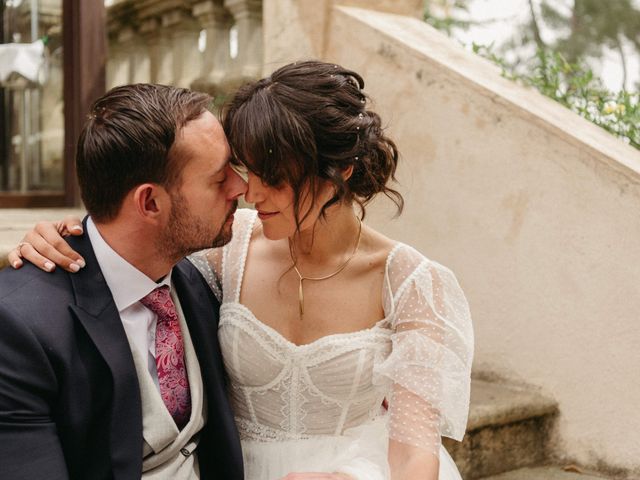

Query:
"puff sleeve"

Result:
[[374, 245, 474, 455], [188, 247, 224, 302]]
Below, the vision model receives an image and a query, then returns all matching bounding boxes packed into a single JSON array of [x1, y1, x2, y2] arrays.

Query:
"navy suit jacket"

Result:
[[0, 228, 243, 480]]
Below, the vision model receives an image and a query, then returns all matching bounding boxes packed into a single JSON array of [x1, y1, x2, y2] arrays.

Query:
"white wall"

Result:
[[263, 3, 640, 473]]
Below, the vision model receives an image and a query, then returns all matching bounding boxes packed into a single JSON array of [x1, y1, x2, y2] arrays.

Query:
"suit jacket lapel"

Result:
[[67, 219, 142, 479], [171, 261, 223, 381]]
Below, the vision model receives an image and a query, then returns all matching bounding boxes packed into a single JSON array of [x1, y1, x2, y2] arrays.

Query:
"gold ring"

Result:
[[16, 241, 33, 257]]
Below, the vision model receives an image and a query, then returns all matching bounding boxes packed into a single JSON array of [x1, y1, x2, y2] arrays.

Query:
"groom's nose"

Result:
[[224, 165, 247, 201]]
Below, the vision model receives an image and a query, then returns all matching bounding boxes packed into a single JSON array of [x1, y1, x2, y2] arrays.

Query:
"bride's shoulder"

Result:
[[364, 227, 458, 292], [362, 225, 428, 271]]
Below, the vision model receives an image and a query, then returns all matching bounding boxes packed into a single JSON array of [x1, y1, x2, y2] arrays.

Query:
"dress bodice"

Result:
[[189, 209, 474, 455], [219, 301, 393, 440]]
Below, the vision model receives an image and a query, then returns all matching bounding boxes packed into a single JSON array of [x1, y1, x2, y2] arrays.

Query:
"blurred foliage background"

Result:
[[423, 0, 640, 148]]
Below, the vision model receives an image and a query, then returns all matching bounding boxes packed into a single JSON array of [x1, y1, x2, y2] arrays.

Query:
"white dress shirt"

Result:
[[86, 217, 171, 389]]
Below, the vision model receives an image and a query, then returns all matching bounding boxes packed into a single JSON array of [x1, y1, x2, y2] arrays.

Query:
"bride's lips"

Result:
[[257, 209, 278, 220]]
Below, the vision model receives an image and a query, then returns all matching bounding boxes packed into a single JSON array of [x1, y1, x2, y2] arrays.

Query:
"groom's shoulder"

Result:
[[175, 257, 220, 310], [0, 261, 71, 297], [0, 262, 74, 323], [176, 257, 215, 298]]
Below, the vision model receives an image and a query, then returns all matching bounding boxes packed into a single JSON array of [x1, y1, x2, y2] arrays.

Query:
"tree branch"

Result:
[[527, 0, 547, 50]]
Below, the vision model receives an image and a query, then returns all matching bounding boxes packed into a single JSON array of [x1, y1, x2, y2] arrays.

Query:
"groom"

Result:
[[0, 84, 246, 479]]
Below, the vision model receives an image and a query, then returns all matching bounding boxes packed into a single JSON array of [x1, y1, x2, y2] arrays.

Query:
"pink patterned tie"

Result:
[[140, 286, 191, 429]]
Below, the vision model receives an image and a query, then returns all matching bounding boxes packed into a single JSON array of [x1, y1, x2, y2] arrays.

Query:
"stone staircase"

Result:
[[450, 379, 557, 479], [481, 467, 610, 480], [457, 380, 614, 480]]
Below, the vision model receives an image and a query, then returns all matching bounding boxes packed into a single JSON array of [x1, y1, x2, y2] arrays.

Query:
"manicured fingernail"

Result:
[[69, 263, 80, 272], [44, 262, 55, 271], [77, 259, 86, 268], [71, 225, 83, 232], [12, 261, 20, 268]]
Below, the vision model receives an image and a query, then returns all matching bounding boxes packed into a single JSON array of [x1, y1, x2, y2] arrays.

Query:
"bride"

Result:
[[13, 61, 473, 480]]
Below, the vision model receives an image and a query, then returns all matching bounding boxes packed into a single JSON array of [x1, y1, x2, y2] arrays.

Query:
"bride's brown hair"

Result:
[[222, 60, 403, 227]]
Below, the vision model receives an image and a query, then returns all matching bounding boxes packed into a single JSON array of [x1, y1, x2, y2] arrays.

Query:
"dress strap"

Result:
[[222, 208, 258, 303]]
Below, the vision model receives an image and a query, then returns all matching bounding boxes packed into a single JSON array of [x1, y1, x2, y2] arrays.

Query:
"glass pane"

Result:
[[1, 0, 64, 193]]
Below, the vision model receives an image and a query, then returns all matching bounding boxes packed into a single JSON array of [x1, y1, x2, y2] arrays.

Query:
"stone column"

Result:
[[137, 0, 184, 85], [191, 0, 233, 94], [129, 30, 151, 84], [224, 0, 262, 81], [162, 7, 202, 88], [107, 24, 132, 88], [139, 17, 162, 83]]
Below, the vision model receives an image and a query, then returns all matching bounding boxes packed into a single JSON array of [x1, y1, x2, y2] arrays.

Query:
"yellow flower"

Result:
[[603, 103, 626, 115]]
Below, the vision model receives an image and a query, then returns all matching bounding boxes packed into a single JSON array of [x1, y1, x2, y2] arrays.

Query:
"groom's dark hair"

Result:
[[76, 83, 212, 222]]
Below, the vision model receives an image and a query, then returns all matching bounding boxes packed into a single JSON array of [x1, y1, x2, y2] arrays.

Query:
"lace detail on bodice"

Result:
[[220, 301, 392, 441], [189, 209, 474, 454]]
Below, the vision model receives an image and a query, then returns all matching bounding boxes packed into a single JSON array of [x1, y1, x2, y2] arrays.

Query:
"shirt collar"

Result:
[[86, 217, 172, 313]]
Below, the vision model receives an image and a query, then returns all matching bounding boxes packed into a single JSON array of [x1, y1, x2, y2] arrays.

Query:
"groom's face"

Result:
[[157, 111, 247, 258]]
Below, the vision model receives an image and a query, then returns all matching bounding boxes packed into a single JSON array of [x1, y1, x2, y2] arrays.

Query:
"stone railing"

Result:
[[267, 4, 640, 474], [106, 0, 262, 98]]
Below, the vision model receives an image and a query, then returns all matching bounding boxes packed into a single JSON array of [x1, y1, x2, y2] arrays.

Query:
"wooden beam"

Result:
[[63, 0, 106, 206], [0, 192, 67, 208], [0, 2, 7, 192]]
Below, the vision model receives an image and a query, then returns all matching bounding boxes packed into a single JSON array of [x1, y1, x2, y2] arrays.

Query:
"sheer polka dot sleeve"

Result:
[[188, 247, 224, 302], [188, 209, 258, 303], [374, 245, 474, 455]]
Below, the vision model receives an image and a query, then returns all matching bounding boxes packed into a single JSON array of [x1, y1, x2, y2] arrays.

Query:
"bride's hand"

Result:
[[8, 216, 85, 273], [280, 474, 354, 479]]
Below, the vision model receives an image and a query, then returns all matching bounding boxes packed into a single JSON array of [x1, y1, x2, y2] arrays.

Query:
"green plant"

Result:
[[472, 44, 639, 149]]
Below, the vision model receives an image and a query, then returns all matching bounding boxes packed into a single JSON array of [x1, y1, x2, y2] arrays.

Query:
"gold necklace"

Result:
[[289, 218, 363, 321]]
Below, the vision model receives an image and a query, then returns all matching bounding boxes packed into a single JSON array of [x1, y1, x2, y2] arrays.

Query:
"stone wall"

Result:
[[263, 3, 640, 475]]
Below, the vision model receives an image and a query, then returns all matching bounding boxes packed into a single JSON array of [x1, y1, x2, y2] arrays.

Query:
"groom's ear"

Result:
[[132, 183, 168, 224]]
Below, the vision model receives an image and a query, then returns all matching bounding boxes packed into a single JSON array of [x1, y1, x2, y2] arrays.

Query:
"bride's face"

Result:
[[244, 171, 333, 240]]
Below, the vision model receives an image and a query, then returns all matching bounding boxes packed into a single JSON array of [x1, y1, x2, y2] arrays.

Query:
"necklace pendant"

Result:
[[298, 278, 304, 321]]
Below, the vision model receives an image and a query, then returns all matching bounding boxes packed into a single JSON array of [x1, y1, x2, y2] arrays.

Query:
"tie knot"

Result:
[[140, 285, 172, 316]]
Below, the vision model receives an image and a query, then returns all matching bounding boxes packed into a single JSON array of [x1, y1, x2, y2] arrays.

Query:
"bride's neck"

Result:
[[289, 203, 361, 266]]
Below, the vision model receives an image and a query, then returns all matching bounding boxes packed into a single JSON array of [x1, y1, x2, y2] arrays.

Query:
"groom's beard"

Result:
[[157, 194, 237, 262]]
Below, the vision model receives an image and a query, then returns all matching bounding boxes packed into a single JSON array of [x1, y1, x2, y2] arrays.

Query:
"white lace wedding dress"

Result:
[[190, 209, 474, 479]]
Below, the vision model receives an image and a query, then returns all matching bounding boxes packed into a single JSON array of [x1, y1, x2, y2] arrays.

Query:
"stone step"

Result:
[[447, 380, 558, 479], [479, 466, 610, 480], [0, 208, 84, 270]]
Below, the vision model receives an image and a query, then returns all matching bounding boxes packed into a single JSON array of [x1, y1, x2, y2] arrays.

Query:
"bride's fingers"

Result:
[[14, 241, 56, 272], [21, 232, 84, 274], [7, 248, 23, 269], [30, 222, 85, 271], [57, 216, 83, 236]]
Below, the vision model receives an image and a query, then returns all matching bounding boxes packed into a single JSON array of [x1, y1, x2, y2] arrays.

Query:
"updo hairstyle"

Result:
[[222, 60, 404, 226]]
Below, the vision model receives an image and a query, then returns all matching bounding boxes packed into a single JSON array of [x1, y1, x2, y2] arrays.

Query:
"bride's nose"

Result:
[[244, 172, 265, 204]]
